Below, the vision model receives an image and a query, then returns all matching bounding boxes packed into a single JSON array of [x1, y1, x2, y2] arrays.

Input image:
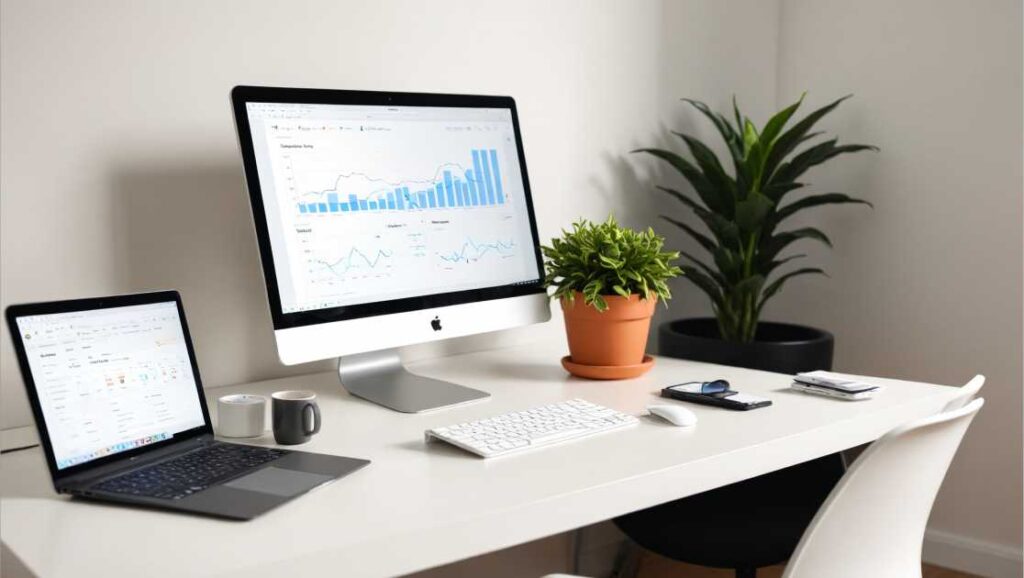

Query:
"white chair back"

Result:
[[782, 397, 984, 578], [942, 374, 984, 411]]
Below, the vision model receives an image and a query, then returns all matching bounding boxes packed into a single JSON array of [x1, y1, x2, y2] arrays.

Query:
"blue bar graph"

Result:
[[444, 171, 455, 207], [489, 150, 504, 204], [480, 149, 495, 205], [297, 149, 505, 215]]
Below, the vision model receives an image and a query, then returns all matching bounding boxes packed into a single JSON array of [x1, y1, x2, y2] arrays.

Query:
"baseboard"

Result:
[[923, 528, 1023, 578]]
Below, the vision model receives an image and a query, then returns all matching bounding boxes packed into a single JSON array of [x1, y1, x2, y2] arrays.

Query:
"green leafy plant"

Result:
[[636, 94, 877, 342], [542, 216, 682, 312]]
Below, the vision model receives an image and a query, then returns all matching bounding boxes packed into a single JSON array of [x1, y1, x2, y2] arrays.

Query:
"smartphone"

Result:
[[662, 383, 772, 411]]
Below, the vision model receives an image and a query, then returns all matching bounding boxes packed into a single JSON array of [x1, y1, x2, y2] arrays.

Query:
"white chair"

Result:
[[942, 374, 984, 411], [782, 397, 984, 578]]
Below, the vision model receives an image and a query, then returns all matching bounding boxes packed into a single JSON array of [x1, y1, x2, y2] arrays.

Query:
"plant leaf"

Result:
[[758, 267, 827, 311], [762, 95, 853, 183], [760, 92, 804, 148], [679, 265, 725, 308], [633, 148, 728, 214], [678, 250, 727, 285], [681, 98, 744, 161], [673, 131, 737, 213], [660, 215, 718, 254], [734, 193, 775, 233], [772, 193, 872, 226], [758, 227, 833, 265], [772, 140, 879, 184]]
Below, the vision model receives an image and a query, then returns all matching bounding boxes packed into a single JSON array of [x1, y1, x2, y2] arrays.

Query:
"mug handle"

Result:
[[303, 403, 321, 436]]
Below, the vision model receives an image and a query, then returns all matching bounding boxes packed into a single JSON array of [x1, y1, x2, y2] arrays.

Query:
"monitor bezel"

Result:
[[4, 291, 214, 483], [231, 85, 547, 330]]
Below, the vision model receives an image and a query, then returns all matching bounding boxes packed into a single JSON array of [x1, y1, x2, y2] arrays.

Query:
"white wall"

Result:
[[0, 0, 778, 430], [773, 0, 1023, 572]]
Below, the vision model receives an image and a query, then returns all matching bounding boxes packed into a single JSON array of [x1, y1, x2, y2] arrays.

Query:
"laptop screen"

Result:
[[15, 301, 207, 470]]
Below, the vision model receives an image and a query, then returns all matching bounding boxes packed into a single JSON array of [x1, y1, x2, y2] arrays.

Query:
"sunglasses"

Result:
[[669, 380, 733, 396]]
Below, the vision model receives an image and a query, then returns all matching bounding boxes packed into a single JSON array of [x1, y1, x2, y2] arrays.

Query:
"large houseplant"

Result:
[[543, 216, 681, 379], [637, 94, 876, 373]]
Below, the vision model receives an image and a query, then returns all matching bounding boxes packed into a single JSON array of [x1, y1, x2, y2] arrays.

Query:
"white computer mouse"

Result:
[[647, 404, 697, 427]]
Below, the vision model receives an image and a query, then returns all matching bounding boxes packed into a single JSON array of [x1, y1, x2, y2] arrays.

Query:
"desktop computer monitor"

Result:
[[231, 86, 550, 413]]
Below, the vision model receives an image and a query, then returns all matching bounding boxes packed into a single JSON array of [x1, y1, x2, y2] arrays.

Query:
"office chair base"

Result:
[[338, 349, 490, 413]]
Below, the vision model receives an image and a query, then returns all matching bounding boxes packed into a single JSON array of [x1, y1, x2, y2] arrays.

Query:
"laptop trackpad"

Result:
[[225, 467, 333, 497]]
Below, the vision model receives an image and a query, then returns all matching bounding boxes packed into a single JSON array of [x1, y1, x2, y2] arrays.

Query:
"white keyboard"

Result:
[[425, 398, 638, 458]]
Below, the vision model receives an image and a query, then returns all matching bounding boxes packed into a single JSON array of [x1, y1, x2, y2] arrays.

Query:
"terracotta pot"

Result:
[[561, 292, 656, 367]]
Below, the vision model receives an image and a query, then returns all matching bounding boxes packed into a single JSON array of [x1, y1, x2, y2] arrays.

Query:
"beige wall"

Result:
[[773, 0, 1023, 565], [0, 0, 779, 430]]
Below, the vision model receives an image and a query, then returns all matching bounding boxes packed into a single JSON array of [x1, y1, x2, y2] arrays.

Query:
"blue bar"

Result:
[[340, 202, 350, 212], [349, 194, 360, 211], [358, 199, 368, 211], [299, 205, 307, 214], [396, 188, 405, 210], [466, 170, 477, 200], [489, 149, 504, 204], [429, 184, 440, 208], [318, 203, 328, 212], [387, 192, 396, 210], [309, 203, 319, 212], [454, 180, 464, 206], [472, 151, 487, 205], [479, 149, 495, 204], [444, 171, 455, 206], [369, 200, 377, 210], [418, 191, 427, 208], [461, 181, 470, 205], [328, 193, 339, 210]]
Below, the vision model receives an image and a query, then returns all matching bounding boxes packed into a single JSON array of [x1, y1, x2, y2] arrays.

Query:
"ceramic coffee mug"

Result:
[[272, 390, 321, 445], [216, 394, 267, 438]]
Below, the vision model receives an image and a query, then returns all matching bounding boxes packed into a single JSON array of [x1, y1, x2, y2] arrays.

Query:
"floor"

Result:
[[635, 550, 981, 577]]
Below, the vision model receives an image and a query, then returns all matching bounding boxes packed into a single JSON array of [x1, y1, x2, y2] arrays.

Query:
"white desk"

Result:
[[1, 339, 960, 578]]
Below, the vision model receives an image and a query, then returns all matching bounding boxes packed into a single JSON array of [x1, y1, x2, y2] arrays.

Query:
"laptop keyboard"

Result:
[[93, 443, 288, 500]]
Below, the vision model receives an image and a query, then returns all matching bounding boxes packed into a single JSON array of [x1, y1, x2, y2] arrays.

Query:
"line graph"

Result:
[[295, 149, 506, 215], [314, 247, 392, 277], [438, 238, 516, 264]]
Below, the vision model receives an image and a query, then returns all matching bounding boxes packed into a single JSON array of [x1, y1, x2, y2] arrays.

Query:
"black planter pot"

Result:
[[659, 317, 834, 374]]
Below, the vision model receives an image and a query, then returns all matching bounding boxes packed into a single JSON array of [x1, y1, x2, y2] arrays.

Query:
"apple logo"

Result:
[[430, 316, 442, 331]]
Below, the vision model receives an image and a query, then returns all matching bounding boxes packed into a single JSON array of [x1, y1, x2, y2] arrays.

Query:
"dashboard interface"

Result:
[[16, 302, 206, 470], [244, 101, 542, 314]]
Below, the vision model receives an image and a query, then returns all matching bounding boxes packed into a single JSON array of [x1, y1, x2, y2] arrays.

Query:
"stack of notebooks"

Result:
[[791, 370, 882, 401]]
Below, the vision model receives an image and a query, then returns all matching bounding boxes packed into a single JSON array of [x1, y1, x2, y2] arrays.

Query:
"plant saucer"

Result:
[[560, 355, 655, 380]]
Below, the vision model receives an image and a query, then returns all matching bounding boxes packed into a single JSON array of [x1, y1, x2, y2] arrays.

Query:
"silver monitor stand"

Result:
[[337, 349, 489, 413]]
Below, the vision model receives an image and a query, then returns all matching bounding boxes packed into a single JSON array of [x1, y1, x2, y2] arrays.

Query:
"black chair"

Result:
[[614, 453, 845, 578]]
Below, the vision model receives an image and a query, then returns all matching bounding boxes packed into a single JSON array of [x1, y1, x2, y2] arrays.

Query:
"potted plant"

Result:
[[542, 216, 681, 379], [635, 94, 877, 373]]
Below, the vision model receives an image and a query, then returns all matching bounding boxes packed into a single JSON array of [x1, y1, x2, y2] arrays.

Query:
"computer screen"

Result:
[[15, 301, 206, 470], [243, 100, 542, 315]]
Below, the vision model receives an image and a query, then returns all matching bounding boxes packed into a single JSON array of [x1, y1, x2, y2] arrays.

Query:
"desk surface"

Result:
[[1, 339, 960, 578]]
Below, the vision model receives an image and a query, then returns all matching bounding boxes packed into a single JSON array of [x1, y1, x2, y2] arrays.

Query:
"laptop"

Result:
[[5, 290, 369, 520]]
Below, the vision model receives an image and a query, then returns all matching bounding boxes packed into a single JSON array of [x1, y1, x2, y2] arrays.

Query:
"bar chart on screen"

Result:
[[296, 149, 507, 215], [256, 112, 539, 311]]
